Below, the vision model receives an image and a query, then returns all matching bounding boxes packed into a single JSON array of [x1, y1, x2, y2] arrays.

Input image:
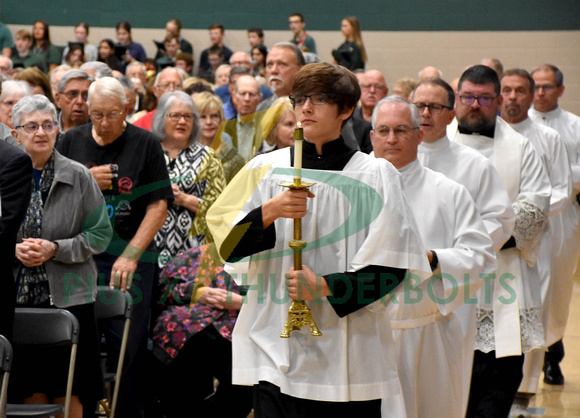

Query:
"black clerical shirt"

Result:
[[225, 137, 407, 317]]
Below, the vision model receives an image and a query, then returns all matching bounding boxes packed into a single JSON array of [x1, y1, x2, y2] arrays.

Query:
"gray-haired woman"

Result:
[[10, 94, 112, 417], [151, 91, 226, 267]]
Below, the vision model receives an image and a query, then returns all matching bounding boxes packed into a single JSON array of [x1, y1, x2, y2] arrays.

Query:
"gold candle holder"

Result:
[[280, 124, 322, 338]]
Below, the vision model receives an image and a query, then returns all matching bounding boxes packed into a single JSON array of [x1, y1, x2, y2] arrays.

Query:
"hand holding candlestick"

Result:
[[280, 123, 321, 338]]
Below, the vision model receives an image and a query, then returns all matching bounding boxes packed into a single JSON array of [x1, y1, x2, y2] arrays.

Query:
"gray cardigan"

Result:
[[16, 151, 113, 307]]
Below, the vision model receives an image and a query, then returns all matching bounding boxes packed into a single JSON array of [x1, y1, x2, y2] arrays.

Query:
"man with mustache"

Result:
[[448, 65, 551, 417], [256, 42, 304, 112]]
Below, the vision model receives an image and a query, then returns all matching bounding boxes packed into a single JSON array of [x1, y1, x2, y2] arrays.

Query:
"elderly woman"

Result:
[[259, 96, 296, 153], [10, 95, 112, 417], [193, 91, 245, 183], [0, 80, 31, 128], [152, 91, 226, 267]]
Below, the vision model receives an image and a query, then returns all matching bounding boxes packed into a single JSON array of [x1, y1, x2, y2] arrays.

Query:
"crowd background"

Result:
[[2, 2, 579, 115]]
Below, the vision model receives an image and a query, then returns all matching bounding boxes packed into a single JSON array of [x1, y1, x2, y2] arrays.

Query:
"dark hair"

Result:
[[531, 64, 564, 87], [290, 13, 305, 22], [65, 44, 86, 65], [176, 52, 194, 67], [116, 20, 132, 33], [229, 65, 252, 82], [414, 77, 455, 108], [458, 65, 501, 96], [502, 68, 535, 94], [292, 63, 360, 114], [252, 44, 268, 62], [208, 45, 223, 57], [247, 27, 264, 38], [208, 23, 225, 33], [33, 20, 51, 49], [185, 82, 213, 96]]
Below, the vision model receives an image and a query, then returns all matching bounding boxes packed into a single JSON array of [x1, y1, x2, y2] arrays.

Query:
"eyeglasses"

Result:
[[61, 90, 88, 101], [90, 110, 124, 121], [534, 84, 557, 93], [290, 94, 332, 107], [157, 83, 183, 90], [374, 125, 419, 138], [414, 102, 453, 114], [167, 112, 194, 122], [15, 121, 58, 134], [459, 95, 497, 107], [361, 83, 387, 91]]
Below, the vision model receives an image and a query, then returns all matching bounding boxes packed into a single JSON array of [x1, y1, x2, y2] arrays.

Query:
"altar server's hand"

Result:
[[285, 265, 331, 301], [262, 189, 315, 228]]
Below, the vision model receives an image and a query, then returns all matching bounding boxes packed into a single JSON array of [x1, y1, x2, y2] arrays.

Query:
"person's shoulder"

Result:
[[126, 122, 160, 143], [54, 150, 93, 179], [0, 140, 30, 163]]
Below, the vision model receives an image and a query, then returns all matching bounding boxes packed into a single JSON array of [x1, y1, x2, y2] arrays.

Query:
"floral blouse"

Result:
[[152, 244, 246, 365]]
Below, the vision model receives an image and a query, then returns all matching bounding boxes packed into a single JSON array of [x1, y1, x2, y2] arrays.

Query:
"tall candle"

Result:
[[294, 123, 303, 170]]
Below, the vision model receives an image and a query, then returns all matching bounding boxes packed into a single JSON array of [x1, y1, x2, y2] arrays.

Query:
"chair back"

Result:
[[95, 286, 133, 320], [12, 308, 80, 347], [0, 334, 13, 417]]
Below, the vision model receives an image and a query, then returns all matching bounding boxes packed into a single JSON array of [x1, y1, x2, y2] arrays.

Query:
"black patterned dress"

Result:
[[155, 143, 226, 267]]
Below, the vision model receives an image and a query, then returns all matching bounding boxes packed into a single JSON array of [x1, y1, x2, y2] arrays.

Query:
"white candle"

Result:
[[294, 123, 303, 170]]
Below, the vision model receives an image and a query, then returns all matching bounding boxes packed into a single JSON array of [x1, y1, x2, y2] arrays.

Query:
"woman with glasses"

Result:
[[331, 16, 367, 72], [10, 94, 112, 417], [193, 91, 245, 183], [152, 91, 226, 267]]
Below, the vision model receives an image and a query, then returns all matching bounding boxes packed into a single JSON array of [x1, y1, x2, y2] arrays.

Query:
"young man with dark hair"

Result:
[[247, 26, 265, 49], [288, 12, 317, 54], [198, 23, 233, 77], [207, 63, 431, 417]]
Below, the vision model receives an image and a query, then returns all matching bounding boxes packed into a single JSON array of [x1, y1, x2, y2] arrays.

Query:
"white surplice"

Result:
[[418, 135, 515, 253], [207, 148, 432, 417], [529, 106, 580, 344], [510, 117, 575, 393], [388, 159, 496, 418], [448, 117, 551, 358]]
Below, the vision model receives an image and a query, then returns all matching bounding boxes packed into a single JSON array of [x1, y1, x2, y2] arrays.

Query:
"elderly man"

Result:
[[344, 69, 388, 153], [288, 12, 317, 53], [0, 80, 24, 148], [224, 75, 263, 161], [500, 67, 575, 413], [257, 42, 305, 112], [80, 61, 113, 79], [0, 55, 12, 77], [133, 67, 184, 131], [54, 69, 93, 133], [215, 55, 272, 105], [528, 64, 580, 387], [371, 95, 495, 418], [207, 62, 430, 417], [57, 77, 173, 418], [447, 65, 551, 417], [197, 23, 233, 77], [418, 65, 443, 80]]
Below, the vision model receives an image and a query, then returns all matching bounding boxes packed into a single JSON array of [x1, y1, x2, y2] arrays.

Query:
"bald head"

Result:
[[359, 69, 388, 121], [419, 66, 442, 80], [233, 75, 261, 117], [230, 51, 253, 68], [153, 67, 184, 100]]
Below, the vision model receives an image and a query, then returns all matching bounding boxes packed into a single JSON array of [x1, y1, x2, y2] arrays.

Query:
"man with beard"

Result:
[[529, 64, 580, 387], [256, 42, 304, 112], [500, 68, 575, 415], [447, 65, 551, 417]]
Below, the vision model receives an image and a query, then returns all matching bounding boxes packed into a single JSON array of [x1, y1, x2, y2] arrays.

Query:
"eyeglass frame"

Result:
[[166, 112, 194, 122], [15, 121, 58, 134], [90, 110, 125, 121], [373, 124, 419, 138], [413, 102, 453, 114], [289, 93, 333, 107], [458, 95, 497, 107]]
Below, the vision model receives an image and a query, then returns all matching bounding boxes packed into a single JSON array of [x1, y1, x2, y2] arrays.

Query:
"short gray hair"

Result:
[[151, 91, 201, 145], [153, 67, 184, 87], [88, 77, 127, 107], [372, 96, 420, 130], [0, 80, 31, 101], [117, 75, 135, 91], [125, 61, 146, 76], [81, 61, 114, 79], [57, 69, 94, 93], [12, 94, 57, 128]]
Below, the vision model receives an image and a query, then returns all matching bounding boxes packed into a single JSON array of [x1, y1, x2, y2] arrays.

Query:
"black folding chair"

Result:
[[6, 307, 80, 418], [95, 287, 132, 418], [0, 334, 13, 417]]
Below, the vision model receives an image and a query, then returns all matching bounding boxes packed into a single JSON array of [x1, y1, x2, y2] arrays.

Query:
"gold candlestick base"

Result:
[[281, 300, 322, 338]]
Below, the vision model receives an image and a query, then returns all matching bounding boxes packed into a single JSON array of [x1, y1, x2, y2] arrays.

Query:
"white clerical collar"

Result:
[[419, 135, 449, 151], [398, 158, 421, 174], [509, 117, 533, 132], [530, 105, 562, 119]]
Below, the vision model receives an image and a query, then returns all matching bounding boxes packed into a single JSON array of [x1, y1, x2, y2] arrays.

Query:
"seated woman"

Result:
[[10, 95, 112, 417], [31, 20, 62, 73], [251, 44, 268, 79], [151, 243, 253, 418], [97, 38, 125, 73], [64, 43, 86, 69], [193, 91, 245, 183], [151, 91, 227, 267], [258, 96, 296, 154]]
